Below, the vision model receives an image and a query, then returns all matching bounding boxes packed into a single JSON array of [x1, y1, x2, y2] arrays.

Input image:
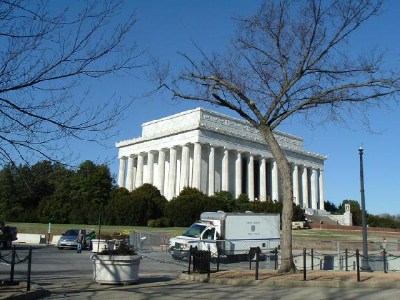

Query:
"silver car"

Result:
[[57, 229, 88, 250]]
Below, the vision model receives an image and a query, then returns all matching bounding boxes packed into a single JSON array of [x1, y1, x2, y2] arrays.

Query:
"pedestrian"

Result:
[[88, 229, 96, 251], [380, 237, 387, 256], [77, 230, 84, 253]]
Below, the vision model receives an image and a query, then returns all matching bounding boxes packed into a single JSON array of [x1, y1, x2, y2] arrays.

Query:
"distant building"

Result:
[[116, 108, 326, 209]]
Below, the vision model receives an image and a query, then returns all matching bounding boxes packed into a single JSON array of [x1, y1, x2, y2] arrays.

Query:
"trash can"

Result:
[[323, 255, 334, 270], [192, 249, 211, 274], [39, 234, 47, 244]]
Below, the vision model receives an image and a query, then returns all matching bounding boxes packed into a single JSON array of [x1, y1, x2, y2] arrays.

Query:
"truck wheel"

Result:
[[2, 240, 11, 249], [171, 254, 181, 260]]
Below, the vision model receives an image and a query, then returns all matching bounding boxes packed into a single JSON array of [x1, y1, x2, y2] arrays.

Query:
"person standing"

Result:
[[380, 237, 387, 256], [77, 230, 84, 253], [88, 229, 96, 251]]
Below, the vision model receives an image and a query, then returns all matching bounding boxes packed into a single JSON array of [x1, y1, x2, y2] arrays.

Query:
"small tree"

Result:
[[165, 187, 208, 227], [131, 184, 168, 224], [163, 0, 399, 272]]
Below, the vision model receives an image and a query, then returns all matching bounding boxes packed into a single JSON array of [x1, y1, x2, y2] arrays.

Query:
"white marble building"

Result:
[[116, 108, 326, 210]]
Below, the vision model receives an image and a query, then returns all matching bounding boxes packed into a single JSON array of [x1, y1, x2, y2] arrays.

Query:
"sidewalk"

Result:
[[2, 270, 400, 299], [180, 269, 400, 289], [0, 281, 49, 300]]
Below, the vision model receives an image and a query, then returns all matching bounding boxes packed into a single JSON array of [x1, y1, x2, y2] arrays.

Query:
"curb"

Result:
[[179, 273, 400, 289]]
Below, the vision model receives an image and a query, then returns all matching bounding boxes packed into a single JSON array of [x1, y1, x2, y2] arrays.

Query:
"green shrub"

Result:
[[147, 219, 161, 227]]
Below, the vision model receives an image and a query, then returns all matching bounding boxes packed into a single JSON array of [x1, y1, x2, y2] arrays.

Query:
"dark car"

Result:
[[57, 229, 88, 250], [0, 221, 18, 249]]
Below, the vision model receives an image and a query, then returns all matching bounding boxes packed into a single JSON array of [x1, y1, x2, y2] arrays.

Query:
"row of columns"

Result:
[[118, 143, 324, 210]]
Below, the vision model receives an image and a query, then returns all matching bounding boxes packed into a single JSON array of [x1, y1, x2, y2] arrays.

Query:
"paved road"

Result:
[[2, 244, 400, 299]]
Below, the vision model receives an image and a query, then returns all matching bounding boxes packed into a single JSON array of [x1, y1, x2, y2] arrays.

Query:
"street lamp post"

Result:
[[359, 146, 371, 271]]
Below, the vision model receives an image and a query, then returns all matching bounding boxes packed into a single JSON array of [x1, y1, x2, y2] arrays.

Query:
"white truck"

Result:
[[168, 211, 280, 260]]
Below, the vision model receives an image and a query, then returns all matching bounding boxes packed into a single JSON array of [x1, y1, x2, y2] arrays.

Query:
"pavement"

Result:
[[2, 269, 400, 299], [2, 241, 400, 299]]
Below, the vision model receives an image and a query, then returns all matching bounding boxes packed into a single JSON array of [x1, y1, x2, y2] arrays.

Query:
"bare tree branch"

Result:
[[0, 0, 143, 165]]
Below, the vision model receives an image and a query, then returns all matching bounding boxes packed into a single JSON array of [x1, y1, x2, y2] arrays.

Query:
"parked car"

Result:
[[0, 220, 17, 249], [57, 229, 88, 250]]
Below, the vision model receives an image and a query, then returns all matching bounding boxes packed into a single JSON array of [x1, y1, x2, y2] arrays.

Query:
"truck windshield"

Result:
[[181, 224, 207, 238]]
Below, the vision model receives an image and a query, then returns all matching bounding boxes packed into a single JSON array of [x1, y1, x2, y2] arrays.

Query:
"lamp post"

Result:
[[359, 146, 371, 271]]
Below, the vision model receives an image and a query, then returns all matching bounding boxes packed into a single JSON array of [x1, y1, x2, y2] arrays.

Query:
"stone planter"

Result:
[[91, 239, 115, 253], [91, 254, 142, 284]]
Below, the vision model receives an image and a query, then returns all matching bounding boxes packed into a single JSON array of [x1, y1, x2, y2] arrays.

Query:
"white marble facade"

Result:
[[116, 108, 326, 210]]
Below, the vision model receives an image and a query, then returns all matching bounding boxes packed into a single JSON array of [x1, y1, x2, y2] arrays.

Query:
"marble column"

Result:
[[319, 169, 325, 210], [259, 158, 267, 201], [168, 147, 177, 199], [180, 144, 190, 190], [247, 154, 255, 201], [208, 145, 215, 196], [311, 168, 318, 209], [158, 149, 166, 195], [126, 155, 135, 191], [301, 166, 309, 208], [235, 152, 242, 198], [135, 153, 144, 188], [117, 156, 127, 188], [193, 142, 202, 189], [222, 148, 229, 191], [271, 160, 279, 201], [146, 151, 154, 184], [292, 164, 299, 206]]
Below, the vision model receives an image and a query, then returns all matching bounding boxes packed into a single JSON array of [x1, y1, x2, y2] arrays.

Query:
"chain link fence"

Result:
[[128, 232, 400, 275]]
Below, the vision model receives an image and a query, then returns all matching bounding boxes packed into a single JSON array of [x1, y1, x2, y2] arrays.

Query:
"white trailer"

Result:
[[168, 211, 280, 260]]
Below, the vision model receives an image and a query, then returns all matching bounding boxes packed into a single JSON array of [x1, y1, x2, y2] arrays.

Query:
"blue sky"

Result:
[[71, 0, 399, 216]]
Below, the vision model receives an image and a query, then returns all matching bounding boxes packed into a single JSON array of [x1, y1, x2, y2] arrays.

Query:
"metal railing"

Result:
[[131, 232, 400, 281], [0, 246, 33, 291]]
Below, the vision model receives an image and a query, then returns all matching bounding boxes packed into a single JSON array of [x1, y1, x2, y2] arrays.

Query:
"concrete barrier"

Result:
[[15, 233, 62, 245], [51, 235, 62, 245], [17, 233, 47, 244]]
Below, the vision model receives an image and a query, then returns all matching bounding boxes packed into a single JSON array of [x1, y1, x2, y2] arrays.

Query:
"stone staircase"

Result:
[[305, 214, 339, 226]]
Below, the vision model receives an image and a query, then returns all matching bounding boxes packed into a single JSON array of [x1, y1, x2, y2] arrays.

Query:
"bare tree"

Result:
[[163, 0, 400, 272], [0, 0, 141, 165]]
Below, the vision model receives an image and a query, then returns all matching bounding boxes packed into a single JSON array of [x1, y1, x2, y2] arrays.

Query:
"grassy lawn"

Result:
[[7, 222, 400, 243], [7, 222, 186, 236], [293, 228, 400, 243]]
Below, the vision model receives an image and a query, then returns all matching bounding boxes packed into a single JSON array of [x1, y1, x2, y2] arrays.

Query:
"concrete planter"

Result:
[[91, 254, 142, 284], [91, 239, 115, 253]]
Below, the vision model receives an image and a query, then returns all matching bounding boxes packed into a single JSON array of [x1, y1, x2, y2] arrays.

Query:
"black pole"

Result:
[[311, 248, 314, 270], [255, 247, 260, 280], [97, 203, 102, 253], [356, 249, 360, 282], [359, 146, 371, 271], [345, 249, 348, 271], [27, 247, 32, 291], [188, 246, 192, 274], [383, 249, 387, 273], [249, 248, 252, 270], [303, 248, 306, 281], [207, 250, 211, 278], [274, 247, 278, 270], [10, 245, 16, 284], [216, 246, 220, 272]]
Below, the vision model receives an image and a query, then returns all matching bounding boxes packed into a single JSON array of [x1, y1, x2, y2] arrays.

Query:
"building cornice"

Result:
[[116, 108, 327, 160]]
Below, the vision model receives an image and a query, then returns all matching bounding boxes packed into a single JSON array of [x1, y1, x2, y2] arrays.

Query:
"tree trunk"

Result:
[[259, 123, 296, 273]]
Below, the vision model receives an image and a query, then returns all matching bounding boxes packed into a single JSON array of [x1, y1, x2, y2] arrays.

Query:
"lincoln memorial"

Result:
[[116, 108, 326, 210]]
